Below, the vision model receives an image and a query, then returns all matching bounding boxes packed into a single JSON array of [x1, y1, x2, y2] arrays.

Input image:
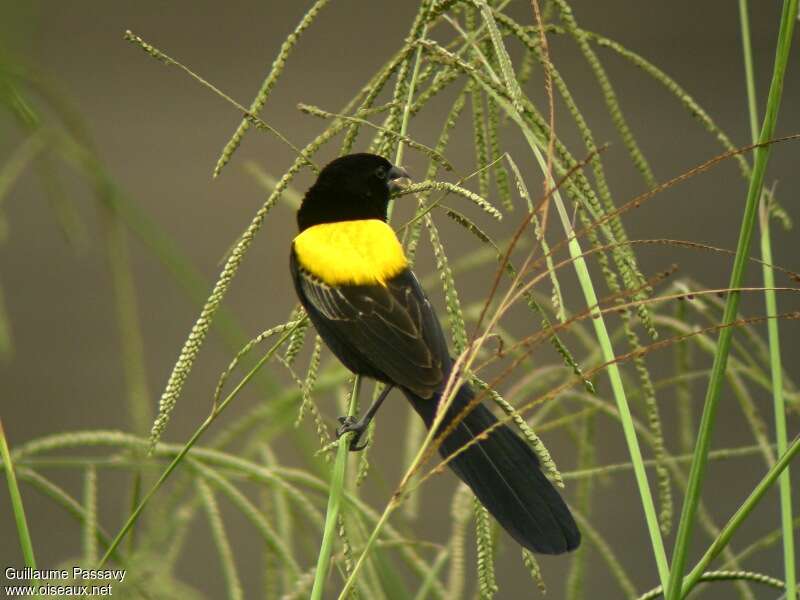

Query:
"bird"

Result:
[[289, 152, 580, 554]]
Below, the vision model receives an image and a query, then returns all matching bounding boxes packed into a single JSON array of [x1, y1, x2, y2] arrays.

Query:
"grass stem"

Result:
[[681, 435, 800, 596], [310, 376, 361, 600], [665, 1, 798, 597], [0, 418, 37, 573], [739, 1, 797, 597]]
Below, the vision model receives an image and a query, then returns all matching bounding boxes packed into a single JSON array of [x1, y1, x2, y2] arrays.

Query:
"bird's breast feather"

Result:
[[293, 219, 408, 286]]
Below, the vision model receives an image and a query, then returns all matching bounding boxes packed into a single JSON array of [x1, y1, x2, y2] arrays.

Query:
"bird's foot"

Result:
[[336, 416, 369, 451]]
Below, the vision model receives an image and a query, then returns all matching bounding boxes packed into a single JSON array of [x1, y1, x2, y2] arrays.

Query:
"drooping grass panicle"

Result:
[[550, 0, 655, 187], [213, 0, 332, 178], [123, 30, 316, 173]]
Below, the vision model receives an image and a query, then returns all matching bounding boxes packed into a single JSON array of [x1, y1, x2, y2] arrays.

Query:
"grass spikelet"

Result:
[[637, 570, 790, 600], [474, 0, 524, 113], [474, 498, 498, 599], [435, 18, 670, 580], [521, 549, 546, 595], [214, 321, 306, 408], [472, 376, 563, 486], [196, 462, 301, 578], [469, 83, 491, 200], [550, 0, 655, 187], [260, 446, 294, 594], [336, 513, 357, 597], [340, 50, 411, 154], [401, 181, 502, 220], [303, 395, 334, 462], [492, 14, 658, 342], [213, 0, 331, 178], [354, 424, 375, 488], [299, 103, 453, 171], [197, 478, 244, 600], [82, 466, 98, 564], [403, 88, 469, 263], [485, 97, 512, 210], [425, 214, 468, 353], [445, 485, 472, 599], [442, 207, 497, 248], [568, 26, 750, 178], [283, 306, 309, 365], [465, 5, 490, 200], [148, 145, 314, 449], [123, 31, 313, 170], [373, 4, 431, 158], [767, 192, 793, 230], [627, 333, 672, 534], [504, 153, 565, 322], [295, 334, 323, 426], [355, 386, 385, 487]]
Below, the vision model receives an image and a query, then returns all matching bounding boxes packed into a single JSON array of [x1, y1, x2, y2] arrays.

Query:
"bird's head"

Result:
[[297, 153, 410, 231]]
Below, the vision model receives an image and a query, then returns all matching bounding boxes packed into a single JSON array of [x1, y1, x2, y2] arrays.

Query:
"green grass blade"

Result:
[[665, 1, 799, 597], [310, 375, 361, 600], [681, 435, 800, 597], [0, 418, 37, 570], [550, 185, 669, 588], [739, 1, 796, 596], [758, 204, 797, 600]]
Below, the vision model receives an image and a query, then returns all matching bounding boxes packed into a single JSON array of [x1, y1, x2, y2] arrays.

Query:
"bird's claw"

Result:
[[336, 416, 369, 451]]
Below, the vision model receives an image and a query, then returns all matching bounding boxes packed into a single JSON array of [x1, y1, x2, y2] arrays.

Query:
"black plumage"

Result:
[[289, 153, 580, 554]]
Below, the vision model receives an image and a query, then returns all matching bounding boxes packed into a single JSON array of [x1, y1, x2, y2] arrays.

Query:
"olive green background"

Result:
[[1, 1, 799, 598]]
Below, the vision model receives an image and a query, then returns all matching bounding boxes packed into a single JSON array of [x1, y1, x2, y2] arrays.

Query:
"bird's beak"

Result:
[[388, 164, 411, 193]]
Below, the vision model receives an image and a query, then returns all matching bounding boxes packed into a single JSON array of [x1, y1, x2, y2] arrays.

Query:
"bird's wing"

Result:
[[291, 252, 448, 398]]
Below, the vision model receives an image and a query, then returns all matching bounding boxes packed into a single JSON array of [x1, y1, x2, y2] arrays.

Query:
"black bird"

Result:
[[289, 153, 580, 554]]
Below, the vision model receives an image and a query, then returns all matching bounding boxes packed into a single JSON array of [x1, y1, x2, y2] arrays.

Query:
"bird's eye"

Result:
[[374, 165, 388, 180]]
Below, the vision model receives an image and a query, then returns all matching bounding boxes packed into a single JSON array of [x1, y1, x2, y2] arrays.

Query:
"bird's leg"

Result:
[[336, 384, 394, 451]]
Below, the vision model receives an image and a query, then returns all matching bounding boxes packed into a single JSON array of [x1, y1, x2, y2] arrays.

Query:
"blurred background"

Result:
[[1, 1, 798, 598]]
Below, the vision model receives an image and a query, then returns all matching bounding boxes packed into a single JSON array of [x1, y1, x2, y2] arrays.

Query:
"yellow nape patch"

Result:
[[293, 220, 408, 286]]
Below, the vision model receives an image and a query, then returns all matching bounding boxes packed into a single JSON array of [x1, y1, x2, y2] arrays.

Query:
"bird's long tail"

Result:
[[403, 381, 580, 554]]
